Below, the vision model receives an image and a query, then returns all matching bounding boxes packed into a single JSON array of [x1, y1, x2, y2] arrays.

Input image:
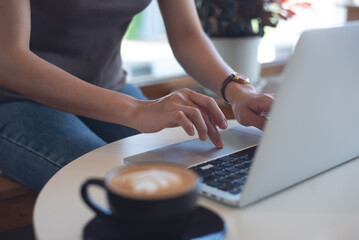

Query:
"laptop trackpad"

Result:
[[124, 125, 262, 168]]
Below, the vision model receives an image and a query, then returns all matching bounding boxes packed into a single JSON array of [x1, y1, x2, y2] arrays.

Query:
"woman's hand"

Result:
[[225, 83, 275, 130], [132, 88, 228, 148]]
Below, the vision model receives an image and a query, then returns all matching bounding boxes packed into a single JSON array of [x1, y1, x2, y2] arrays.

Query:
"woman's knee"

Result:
[[0, 101, 106, 190]]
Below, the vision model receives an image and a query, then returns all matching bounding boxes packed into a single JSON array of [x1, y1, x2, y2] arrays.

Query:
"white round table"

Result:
[[34, 120, 359, 240]]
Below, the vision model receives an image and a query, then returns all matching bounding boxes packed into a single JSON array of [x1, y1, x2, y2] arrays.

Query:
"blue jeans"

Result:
[[0, 84, 147, 191]]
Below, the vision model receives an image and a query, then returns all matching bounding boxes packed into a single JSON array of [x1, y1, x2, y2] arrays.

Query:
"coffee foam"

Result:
[[108, 164, 197, 199]]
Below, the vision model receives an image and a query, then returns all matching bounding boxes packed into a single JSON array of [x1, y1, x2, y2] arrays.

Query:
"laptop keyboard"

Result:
[[189, 146, 257, 195]]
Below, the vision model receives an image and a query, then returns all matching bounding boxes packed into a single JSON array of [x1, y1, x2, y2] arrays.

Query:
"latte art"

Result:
[[108, 164, 197, 199], [115, 169, 182, 194]]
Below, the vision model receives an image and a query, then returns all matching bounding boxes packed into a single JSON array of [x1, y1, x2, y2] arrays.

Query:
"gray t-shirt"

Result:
[[0, 0, 151, 103]]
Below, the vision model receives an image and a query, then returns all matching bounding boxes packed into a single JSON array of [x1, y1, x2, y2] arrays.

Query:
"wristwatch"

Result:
[[220, 72, 250, 106]]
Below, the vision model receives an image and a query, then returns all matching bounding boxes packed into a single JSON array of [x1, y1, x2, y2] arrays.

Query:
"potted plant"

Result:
[[195, 0, 308, 85]]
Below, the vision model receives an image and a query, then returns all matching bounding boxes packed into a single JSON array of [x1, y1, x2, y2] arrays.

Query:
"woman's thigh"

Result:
[[0, 101, 106, 191], [79, 84, 148, 143]]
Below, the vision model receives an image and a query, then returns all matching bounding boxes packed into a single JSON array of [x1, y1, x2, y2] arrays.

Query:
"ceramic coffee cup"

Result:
[[81, 163, 200, 239]]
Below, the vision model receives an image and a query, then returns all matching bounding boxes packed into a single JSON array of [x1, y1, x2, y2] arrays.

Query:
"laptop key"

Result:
[[230, 159, 243, 164], [205, 180, 222, 188], [211, 159, 222, 165], [199, 164, 215, 170], [239, 169, 249, 175], [195, 169, 215, 177], [232, 178, 246, 185], [225, 175, 236, 182], [215, 170, 227, 176], [203, 174, 216, 181], [218, 156, 235, 162], [229, 152, 248, 158], [217, 177, 230, 184], [220, 162, 233, 167], [234, 162, 245, 168], [229, 157, 240, 162], [239, 154, 251, 160], [211, 166, 223, 171], [232, 172, 246, 179], [225, 167, 241, 173]]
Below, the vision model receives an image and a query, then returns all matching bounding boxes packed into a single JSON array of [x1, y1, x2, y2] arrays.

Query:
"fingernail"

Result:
[[216, 138, 224, 149], [200, 134, 208, 141], [220, 119, 228, 129], [189, 126, 195, 136]]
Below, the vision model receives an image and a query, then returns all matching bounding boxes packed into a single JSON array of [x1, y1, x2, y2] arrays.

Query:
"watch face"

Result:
[[233, 72, 250, 84]]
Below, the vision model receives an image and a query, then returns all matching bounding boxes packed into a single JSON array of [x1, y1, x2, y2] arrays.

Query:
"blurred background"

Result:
[[122, 0, 355, 86]]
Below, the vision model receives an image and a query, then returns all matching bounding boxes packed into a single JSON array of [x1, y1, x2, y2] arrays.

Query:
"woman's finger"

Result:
[[158, 89, 225, 147], [249, 93, 275, 115], [239, 108, 267, 130], [202, 110, 224, 148], [187, 90, 228, 129], [168, 111, 195, 136], [179, 105, 208, 141]]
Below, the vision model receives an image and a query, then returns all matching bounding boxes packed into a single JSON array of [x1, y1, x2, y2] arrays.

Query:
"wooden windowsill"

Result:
[[345, 4, 359, 21]]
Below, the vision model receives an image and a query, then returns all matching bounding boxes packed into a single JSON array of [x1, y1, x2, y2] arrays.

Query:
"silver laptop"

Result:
[[125, 23, 359, 207]]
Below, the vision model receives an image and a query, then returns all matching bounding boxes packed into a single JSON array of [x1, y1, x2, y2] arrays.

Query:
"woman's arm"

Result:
[[0, 0, 227, 147], [158, 0, 231, 95], [158, 0, 274, 130], [0, 0, 139, 126]]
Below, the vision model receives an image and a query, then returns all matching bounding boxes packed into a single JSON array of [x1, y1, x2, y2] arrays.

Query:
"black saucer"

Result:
[[83, 206, 226, 240]]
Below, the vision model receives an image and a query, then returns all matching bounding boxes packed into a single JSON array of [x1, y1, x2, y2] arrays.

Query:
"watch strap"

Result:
[[220, 72, 250, 106]]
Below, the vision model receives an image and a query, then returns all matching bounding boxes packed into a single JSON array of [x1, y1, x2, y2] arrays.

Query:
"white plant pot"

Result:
[[211, 36, 261, 86]]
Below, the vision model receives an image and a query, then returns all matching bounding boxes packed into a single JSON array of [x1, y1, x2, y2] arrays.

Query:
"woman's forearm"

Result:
[[159, 0, 255, 101], [0, 48, 229, 147], [159, 0, 233, 96], [169, 32, 233, 96], [0, 48, 140, 127]]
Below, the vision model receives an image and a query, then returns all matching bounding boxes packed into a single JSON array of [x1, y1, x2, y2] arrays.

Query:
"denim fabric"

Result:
[[0, 84, 147, 191]]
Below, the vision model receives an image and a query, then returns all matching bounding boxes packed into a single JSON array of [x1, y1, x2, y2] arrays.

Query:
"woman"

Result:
[[0, 0, 273, 191]]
